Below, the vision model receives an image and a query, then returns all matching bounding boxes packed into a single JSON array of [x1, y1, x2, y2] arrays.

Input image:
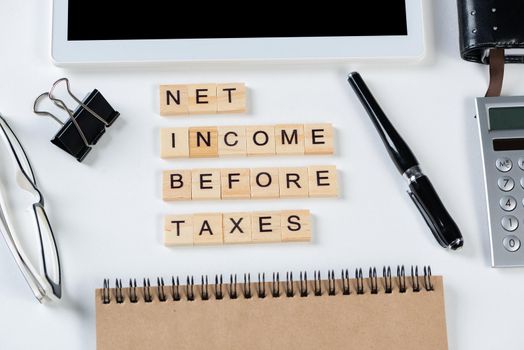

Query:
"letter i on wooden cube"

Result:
[[189, 127, 218, 158], [275, 124, 305, 155], [279, 167, 309, 198], [160, 128, 189, 158], [221, 168, 251, 199], [187, 84, 217, 114], [164, 215, 194, 246], [308, 166, 339, 197], [223, 213, 252, 244], [191, 169, 221, 200], [216, 83, 247, 113], [304, 123, 334, 155], [163, 170, 192, 201], [159, 85, 189, 116], [281, 210, 312, 242], [193, 213, 224, 245], [251, 212, 282, 243]]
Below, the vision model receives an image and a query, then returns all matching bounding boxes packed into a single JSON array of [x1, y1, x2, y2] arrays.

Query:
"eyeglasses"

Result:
[[0, 115, 61, 302]]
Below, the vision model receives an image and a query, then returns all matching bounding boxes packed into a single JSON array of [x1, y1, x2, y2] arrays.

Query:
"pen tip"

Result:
[[449, 238, 464, 250]]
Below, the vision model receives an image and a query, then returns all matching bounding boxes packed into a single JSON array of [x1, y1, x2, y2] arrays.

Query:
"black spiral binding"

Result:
[[101, 265, 434, 304]]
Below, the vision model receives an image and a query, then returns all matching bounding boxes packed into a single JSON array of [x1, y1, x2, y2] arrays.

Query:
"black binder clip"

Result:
[[33, 78, 119, 162]]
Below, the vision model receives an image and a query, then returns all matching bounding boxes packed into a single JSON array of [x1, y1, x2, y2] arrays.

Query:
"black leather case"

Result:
[[457, 0, 524, 64]]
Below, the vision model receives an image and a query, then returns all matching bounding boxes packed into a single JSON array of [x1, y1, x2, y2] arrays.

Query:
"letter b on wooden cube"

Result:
[[163, 170, 192, 201]]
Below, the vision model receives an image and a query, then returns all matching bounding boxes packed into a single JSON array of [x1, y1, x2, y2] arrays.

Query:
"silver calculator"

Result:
[[476, 96, 524, 267]]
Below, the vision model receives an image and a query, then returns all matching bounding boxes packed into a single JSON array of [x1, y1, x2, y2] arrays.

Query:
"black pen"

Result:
[[347, 72, 464, 250]]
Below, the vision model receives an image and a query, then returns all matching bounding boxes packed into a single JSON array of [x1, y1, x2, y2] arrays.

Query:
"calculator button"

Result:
[[519, 157, 524, 170], [503, 235, 521, 252], [500, 196, 517, 211], [496, 158, 512, 172], [498, 176, 515, 191], [501, 216, 519, 231]]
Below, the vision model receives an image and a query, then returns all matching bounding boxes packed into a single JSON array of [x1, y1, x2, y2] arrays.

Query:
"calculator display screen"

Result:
[[489, 107, 524, 131], [493, 138, 524, 151], [67, 1, 407, 41]]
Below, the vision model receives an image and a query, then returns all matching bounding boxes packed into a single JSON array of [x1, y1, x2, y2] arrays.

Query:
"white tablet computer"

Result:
[[51, 0, 425, 65]]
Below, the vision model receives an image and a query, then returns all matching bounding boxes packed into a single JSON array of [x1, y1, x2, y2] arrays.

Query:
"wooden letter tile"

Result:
[[279, 167, 309, 198], [308, 166, 339, 197], [160, 128, 189, 158], [281, 210, 312, 242], [191, 169, 221, 200], [164, 215, 193, 246], [223, 213, 252, 244], [193, 213, 223, 245], [218, 126, 247, 157], [246, 125, 276, 156], [275, 124, 304, 155], [250, 168, 280, 199], [304, 123, 334, 155], [163, 170, 192, 201], [159, 85, 189, 116], [187, 84, 217, 114], [217, 83, 247, 113], [189, 127, 218, 158], [221, 168, 250, 199], [251, 212, 282, 243]]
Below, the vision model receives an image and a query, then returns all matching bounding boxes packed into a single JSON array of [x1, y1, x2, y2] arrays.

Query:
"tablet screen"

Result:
[[67, 1, 407, 41]]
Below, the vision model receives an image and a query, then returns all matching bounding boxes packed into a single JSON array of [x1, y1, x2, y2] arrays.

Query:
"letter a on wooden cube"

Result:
[[160, 128, 189, 158], [193, 213, 223, 245], [187, 84, 217, 114], [221, 168, 250, 199], [252, 212, 282, 243], [275, 124, 304, 155], [159, 85, 189, 116], [304, 123, 334, 155], [308, 166, 339, 197], [163, 170, 192, 201], [189, 127, 218, 158], [281, 210, 312, 242], [164, 215, 194, 246], [217, 83, 247, 113], [191, 169, 221, 200], [279, 167, 309, 198], [250, 168, 280, 198], [223, 213, 252, 244]]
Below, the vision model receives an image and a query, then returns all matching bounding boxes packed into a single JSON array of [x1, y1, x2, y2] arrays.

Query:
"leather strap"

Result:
[[458, 0, 524, 64], [485, 48, 505, 97]]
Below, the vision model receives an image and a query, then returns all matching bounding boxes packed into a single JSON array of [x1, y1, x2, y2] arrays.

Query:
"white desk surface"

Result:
[[1, 1, 523, 349]]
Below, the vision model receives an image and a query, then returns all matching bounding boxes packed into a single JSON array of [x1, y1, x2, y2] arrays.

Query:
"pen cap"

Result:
[[347, 72, 418, 174]]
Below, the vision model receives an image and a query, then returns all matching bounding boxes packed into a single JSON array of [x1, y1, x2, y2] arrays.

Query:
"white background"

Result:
[[0, 1, 523, 349]]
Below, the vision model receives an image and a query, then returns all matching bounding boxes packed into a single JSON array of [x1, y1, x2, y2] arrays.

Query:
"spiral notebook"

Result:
[[96, 266, 448, 350]]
